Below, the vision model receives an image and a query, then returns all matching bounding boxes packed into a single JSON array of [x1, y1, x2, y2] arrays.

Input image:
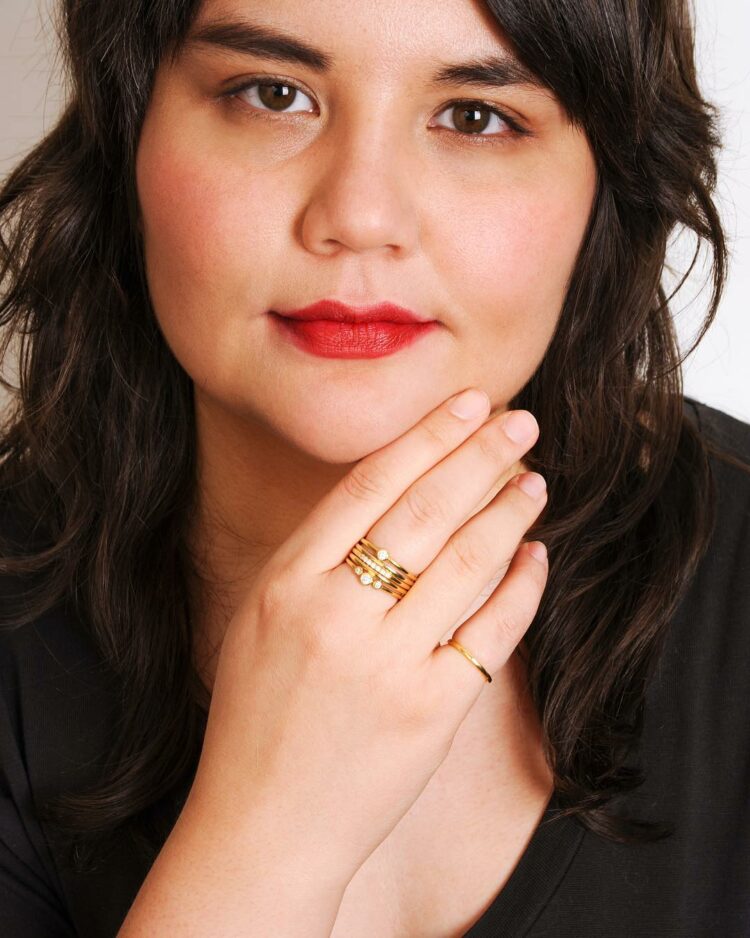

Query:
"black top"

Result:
[[1, 397, 749, 937]]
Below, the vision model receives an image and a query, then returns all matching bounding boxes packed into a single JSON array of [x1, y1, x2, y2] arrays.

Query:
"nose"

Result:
[[298, 115, 421, 258]]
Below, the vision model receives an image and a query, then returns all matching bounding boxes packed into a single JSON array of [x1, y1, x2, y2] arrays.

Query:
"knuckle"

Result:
[[255, 574, 336, 661], [475, 421, 507, 465], [487, 560, 512, 590], [403, 480, 449, 528], [343, 457, 390, 503], [447, 529, 492, 578], [490, 602, 526, 643], [255, 571, 287, 619], [418, 416, 454, 451]]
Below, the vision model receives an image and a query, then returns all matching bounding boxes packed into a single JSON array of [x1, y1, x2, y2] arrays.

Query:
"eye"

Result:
[[224, 77, 316, 115], [220, 77, 530, 143], [432, 100, 526, 141]]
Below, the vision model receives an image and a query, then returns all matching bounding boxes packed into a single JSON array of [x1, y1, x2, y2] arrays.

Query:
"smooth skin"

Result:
[[119, 390, 548, 936], [129, 0, 598, 932], [135, 0, 597, 674]]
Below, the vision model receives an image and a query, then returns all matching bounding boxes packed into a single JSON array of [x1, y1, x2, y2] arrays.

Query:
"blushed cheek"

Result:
[[136, 125, 270, 380], [135, 133, 274, 342], [470, 182, 593, 323]]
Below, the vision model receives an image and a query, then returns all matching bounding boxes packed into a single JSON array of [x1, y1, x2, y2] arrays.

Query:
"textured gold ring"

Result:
[[344, 537, 492, 683]]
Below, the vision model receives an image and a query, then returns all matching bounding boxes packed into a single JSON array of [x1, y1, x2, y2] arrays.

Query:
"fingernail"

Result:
[[502, 410, 538, 444], [449, 388, 490, 420], [527, 541, 547, 563], [517, 472, 547, 499]]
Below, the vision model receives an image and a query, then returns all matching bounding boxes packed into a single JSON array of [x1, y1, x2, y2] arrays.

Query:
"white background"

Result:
[[1, 0, 748, 422]]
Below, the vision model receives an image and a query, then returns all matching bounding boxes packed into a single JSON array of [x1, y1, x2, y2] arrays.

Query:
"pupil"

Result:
[[456, 105, 489, 134], [259, 82, 294, 111]]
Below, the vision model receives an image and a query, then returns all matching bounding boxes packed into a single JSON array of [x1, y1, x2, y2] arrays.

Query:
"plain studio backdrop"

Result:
[[1, 0, 748, 422]]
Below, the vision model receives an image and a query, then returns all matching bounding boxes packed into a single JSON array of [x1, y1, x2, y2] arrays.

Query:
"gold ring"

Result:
[[446, 638, 492, 683]]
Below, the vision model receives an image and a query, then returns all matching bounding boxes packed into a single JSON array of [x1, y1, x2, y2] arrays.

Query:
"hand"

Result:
[[188, 388, 548, 883]]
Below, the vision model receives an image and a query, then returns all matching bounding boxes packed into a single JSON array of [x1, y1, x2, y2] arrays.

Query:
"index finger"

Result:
[[274, 389, 503, 575]]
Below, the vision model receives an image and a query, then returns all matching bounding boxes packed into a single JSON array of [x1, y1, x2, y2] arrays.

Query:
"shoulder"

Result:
[[680, 396, 750, 567], [0, 493, 118, 803], [682, 396, 750, 555], [626, 398, 750, 829], [683, 394, 750, 470], [0, 497, 94, 938], [660, 397, 750, 715], [0, 493, 103, 702]]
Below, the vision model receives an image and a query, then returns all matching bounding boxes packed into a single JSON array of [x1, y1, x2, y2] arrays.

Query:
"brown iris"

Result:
[[451, 104, 493, 135], [256, 81, 299, 111]]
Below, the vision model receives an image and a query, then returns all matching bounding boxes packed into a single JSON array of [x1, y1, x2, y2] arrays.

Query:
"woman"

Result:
[[0, 0, 748, 935]]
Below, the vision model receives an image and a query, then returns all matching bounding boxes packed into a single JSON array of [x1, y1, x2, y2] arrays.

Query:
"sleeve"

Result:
[[0, 668, 76, 937]]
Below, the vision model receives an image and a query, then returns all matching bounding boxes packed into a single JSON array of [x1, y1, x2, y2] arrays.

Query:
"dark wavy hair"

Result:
[[0, 0, 746, 871]]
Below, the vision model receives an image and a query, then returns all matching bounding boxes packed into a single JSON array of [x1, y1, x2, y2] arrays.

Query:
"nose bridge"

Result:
[[329, 63, 406, 165], [302, 88, 419, 253], [328, 84, 409, 186]]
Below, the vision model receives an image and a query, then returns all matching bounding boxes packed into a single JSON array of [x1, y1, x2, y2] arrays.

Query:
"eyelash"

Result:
[[218, 74, 531, 145]]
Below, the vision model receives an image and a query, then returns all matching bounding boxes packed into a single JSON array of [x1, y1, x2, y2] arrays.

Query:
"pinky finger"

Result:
[[430, 540, 548, 695]]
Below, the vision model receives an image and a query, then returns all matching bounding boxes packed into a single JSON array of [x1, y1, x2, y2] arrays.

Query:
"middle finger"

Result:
[[350, 408, 539, 604]]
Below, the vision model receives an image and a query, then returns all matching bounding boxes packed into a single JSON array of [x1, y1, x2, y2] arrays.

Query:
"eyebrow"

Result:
[[184, 17, 548, 93]]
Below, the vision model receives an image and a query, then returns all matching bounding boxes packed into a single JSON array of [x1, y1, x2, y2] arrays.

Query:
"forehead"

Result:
[[183, 0, 553, 98]]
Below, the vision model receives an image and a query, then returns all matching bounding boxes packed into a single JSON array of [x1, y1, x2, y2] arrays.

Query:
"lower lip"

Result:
[[269, 313, 440, 359]]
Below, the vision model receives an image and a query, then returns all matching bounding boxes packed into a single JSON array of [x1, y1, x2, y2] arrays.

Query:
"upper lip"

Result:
[[272, 299, 436, 324]]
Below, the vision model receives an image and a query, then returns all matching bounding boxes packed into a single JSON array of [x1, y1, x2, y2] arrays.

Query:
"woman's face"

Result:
[[136, 0, 598, 463]]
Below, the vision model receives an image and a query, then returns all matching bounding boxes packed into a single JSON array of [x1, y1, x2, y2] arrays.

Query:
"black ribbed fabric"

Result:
[[1, 396, 749, 937]]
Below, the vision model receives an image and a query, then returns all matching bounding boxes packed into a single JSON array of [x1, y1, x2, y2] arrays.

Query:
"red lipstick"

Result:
[[268, 299, 440, 359]]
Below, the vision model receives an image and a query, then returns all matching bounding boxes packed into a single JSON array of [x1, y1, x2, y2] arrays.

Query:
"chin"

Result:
[[267, 406, 412, 466]]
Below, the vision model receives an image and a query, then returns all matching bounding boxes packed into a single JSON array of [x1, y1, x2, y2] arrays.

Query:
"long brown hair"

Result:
[[0, 0, 745, 869]]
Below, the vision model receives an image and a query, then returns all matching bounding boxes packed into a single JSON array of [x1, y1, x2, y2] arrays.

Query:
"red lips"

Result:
[[268, 299, 440, 359], [272, 298, 435, 325]]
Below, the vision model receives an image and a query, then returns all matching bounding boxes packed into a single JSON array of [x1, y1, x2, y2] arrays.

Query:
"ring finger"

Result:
[[329, 407, 540, 609], [385, 469, 547, 656]]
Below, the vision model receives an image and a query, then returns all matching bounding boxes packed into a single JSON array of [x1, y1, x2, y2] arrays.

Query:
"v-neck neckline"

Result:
[[170, 749, 584, 937], [462, 790, 585, 936], [181, 692, 585, 937]]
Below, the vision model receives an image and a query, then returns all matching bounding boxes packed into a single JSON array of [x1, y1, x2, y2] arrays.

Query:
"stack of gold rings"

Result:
[[345, 536, 417, 599], [344, 535, 492, 683]]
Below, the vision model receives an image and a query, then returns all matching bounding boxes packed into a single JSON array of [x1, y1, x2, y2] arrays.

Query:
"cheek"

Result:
[[442, 162, 595, 350], [431, 154, 595, 400], [135, 132, 280, 348], [464, 189, 590, 311]]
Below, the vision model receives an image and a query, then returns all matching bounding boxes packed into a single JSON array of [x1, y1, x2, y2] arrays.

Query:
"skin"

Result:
[[135, 0, 597, 928]]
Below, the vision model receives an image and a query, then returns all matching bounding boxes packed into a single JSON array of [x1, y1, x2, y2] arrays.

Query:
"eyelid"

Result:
[[220, 72, 317, 109], [433, 98, 529, 136], [218, 73, 532, 140]]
